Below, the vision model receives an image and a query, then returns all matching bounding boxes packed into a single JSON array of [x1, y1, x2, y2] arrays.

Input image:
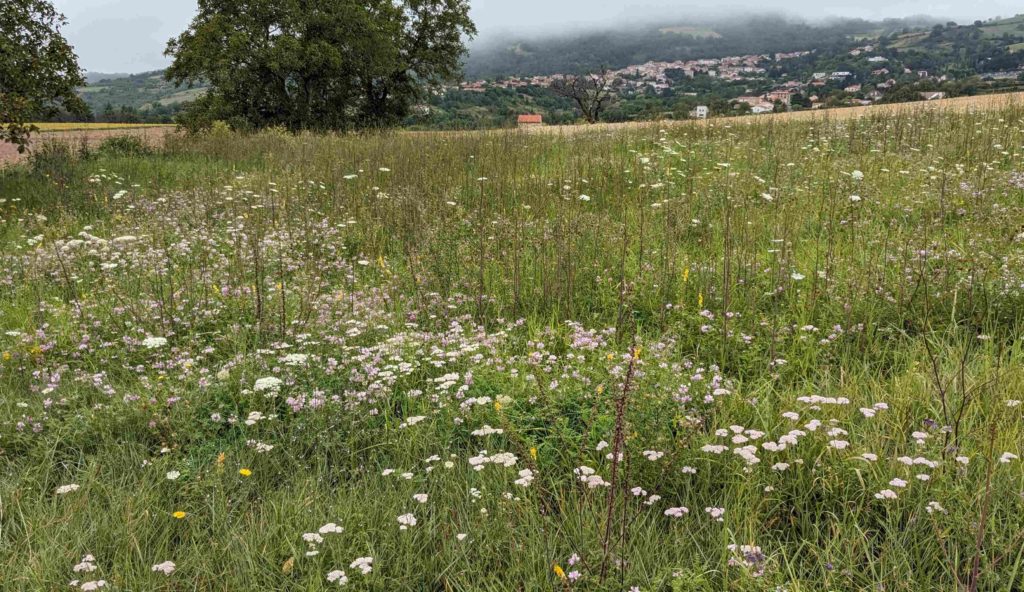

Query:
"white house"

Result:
[[691, 105, 709, 119]]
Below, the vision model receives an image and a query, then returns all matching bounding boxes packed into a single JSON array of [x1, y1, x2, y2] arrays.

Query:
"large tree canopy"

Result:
[[165, 0, 476, 131], [0, 0, 87, 152]]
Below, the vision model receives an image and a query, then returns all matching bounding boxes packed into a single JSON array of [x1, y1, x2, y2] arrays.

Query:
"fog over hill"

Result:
[[462, 13, 950, 78]]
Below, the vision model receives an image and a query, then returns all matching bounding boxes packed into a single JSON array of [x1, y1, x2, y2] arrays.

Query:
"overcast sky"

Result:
[[51, 0, 1022, 73]]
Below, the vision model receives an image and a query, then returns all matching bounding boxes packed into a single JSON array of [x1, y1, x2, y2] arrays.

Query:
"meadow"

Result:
[[1, 104, 1023, 591]]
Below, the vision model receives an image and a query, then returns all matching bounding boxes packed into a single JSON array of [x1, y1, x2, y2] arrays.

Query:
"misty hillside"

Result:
[[67, 13, 1024, 121], [464, 15, 948, 78]]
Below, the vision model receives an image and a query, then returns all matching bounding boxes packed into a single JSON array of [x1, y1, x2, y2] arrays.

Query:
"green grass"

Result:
[[1, 107, 1024, 591]]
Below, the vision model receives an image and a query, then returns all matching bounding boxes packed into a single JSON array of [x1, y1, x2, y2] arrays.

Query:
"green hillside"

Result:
[[76, 71, 209, 117]]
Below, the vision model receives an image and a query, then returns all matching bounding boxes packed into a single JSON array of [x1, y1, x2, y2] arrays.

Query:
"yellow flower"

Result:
[[683, 267, 690, 282], [596, 384, 605, 395], [172, 511, 187, 519], [1, 351, 10, 361], [494, 400, 503, 411], [553, 565, 566, 580], [698, 293, 704, 308], [632, 346, 642, 361], [239, 468, 252, 477], [529, 447, 538, 461]]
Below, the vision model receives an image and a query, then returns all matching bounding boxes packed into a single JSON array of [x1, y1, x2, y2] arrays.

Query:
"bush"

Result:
[[97, 135, 152, 157], [27, 141, 75, 184]]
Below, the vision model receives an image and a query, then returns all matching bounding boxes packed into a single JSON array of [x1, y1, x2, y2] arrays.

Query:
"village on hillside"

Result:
[[453, 43, 1024, 119]]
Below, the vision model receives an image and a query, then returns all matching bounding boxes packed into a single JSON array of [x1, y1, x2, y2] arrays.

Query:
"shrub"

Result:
[[97, 135, 152, 157], [27, 140, 75, 184]]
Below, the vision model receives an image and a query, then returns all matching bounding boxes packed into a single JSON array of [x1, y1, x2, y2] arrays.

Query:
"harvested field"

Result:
[[0, 126, 177, 166]]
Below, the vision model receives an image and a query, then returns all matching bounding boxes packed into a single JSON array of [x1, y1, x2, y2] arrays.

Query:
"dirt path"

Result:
[[0, 126, 177, 166]]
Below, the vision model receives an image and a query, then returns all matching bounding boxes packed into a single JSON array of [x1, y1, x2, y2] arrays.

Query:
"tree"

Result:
[[165, 0, 476, 131], [550, 68, 615, 124], [0, 0, 87, 152]]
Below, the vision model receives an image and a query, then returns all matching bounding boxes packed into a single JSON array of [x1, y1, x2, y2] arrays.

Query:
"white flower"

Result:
[[142, 336, 168, 349], [319, 522, 344, 534], [664, 506, 689, 518], [514, 468, 535, 487], [849, 195, 862, 202], [80, 581, 107, 591], [1000, 452, 1019, 464], [412, 493, 429, 504], [253, 377, 283, 393], [326, 570, 349, 585], [302, 532, 324, 545], [350, 557, 373, 575], [791, 272, 805, 281], [401, 416, 427, 428], [397, 513, 417, 530], [151, 561, 176, 575], [55, 484, 80, 495], [166, 471, 181, 481], [579, 194, 591, 201], [874, 489, 898, 500], [281, 353, 308, 366], [471, 425, 504, 436], [851, 170, 864, 181]]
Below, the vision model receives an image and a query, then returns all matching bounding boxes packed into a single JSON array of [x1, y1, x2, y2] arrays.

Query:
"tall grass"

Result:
[[0, 103, 1023, 591]]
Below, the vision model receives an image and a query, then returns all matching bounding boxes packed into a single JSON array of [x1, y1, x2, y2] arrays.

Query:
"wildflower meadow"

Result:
[[2, 104, 1024, 591]]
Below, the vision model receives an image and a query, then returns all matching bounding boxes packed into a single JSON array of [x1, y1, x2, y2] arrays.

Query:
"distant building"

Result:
[[919, 91, 946, 101], [734, 96, 764, 107], [765, 89, 792, 104], [751, 103, 775, 114], [691, 105, 709, 119], [844, 84, 862, 93], [517, 114, 543, 128]]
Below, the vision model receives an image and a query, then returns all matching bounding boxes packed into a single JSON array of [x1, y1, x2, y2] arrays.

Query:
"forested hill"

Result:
[[464, 15, 948, 78]]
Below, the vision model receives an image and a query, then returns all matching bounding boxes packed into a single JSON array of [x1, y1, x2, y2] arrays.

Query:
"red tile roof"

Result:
[[517, 114, 543, 124]]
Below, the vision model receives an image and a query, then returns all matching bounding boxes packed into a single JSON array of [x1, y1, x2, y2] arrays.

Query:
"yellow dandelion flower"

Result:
[[172, 511, 187, 519], [529, 447, 538, 461], [239, 468, 252, 477], [553, 565, 566, 580]]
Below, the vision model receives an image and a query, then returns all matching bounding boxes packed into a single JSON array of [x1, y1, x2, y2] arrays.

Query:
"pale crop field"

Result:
[[28, 123, 174, 132], [1, 106, 1023, 591]]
